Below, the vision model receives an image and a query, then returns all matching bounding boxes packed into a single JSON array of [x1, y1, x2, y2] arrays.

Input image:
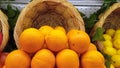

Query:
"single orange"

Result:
[[67, 29, 90, 54], [5, 50, 31, 68], [19, 28, 44, 53], [45, 29, 68, 52], [31, 49, 55, 68], [56, 49, 79, 68], [81, 50, 105, 68], [87, 43, 97, 51], [55, 26, 66, 34]]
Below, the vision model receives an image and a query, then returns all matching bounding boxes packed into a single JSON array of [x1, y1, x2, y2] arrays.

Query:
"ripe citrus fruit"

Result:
[[103, 34, 112, 41], [39, 25, 54, 36], [67, 29, 90, 54], [39, 25, 54, 48], [45, 29, 68, 52], [103, 47, 117, 56], [113, 39, 120, 49], [111, 55, 120, 68], [81, 50, 105, 68], [56, 49, 79, 68], [31, 49, 55, 68], [19, 28, 44, 53], [5, 50, 31, 68], [55, 26, 66, 34], [106, 29, 115, 37], [87, 43, 97, 51]]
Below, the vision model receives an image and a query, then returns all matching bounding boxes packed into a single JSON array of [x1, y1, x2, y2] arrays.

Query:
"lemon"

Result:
[[111, 55, 120, 68], [102, 40, 113, 48], [110, 64, 115, 68], [106, 29, 115, 37], [103, 34, 112, 41], [103, 47, 117, 56], [115, 29, 120, 34], [117, 49, 120, 55], [113, 34, 120, 40], [113, 39, 120, 49]]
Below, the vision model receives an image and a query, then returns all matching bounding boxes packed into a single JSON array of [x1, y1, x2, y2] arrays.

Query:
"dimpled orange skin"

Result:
[[31, 49, 55, 68], [56, 49, 79, 68], [19, 28, 44, 53], [81, 50, 106, 68], [45, 29, 68, 52], [5, 50, 31, 68], [67, 29, 90, 55]]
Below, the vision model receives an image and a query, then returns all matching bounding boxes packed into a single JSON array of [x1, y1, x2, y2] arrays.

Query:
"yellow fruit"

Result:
[[106, 29, 115, 37], [110, 64, 115, 68], [81, 50, 105, 68], [102, 40, 113, 48], [45, 29, 68, 52], [55, 26, 66, 34], [117, 49, 120, 55], [103, 47, 117, 56], [113, 29, 120, 40], [111, 55, 120, 68], [31, 49, 55, 68], [103, 34, 112, 41], [67, 29, 90, 54], [5, 50, 31, 68], [115, 29, 120, 34], [113, 39, 120, 49], [39, 25, 54, 36], [19, 28, 44, 53], [56, 49, 79, 68]]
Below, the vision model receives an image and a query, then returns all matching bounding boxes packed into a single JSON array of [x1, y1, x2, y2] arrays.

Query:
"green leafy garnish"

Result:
[[85, 0, 117, 34], [1, 4, 20, 52], [92, 27, 105, 42]]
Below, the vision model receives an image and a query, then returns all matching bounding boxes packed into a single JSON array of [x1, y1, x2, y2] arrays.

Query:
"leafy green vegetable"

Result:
[[92, 27, 105, 42], [1, 4, 20, 52]]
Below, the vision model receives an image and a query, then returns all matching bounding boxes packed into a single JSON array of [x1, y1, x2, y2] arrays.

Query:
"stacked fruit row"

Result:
[[3, 25, 106, 68]]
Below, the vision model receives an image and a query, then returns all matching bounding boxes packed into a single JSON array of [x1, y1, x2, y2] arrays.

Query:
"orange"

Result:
[[87, 43, 97, 51], [39, 25, 54, 36], [67, 29, 90, 54], [45, 29, 68, 52], [39, 25, 54, 48], [5, 50, 31, 68], [56, 49, 79, 68], [19, 28, 44, 53], [55, 26, 66, 34], [81, 50, 105, 68], [31, 49, 55, 68], [2, 65, 6, 68]]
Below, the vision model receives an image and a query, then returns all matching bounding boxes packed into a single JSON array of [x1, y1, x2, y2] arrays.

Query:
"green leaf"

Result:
[[92, 27, 105, 41], [105, 60, 111, 68]]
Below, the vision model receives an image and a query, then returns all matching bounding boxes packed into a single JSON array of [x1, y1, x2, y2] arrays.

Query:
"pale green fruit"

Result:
[[103, 34, 112, 41], [102, 40, 113, 48], [103, 47, 117, 56], [117, 49, 120, 55], [110, 64, 115, 68], [113, 39, 120, 49], [111, 55, 120, 68], [106, 29, 115, 37]]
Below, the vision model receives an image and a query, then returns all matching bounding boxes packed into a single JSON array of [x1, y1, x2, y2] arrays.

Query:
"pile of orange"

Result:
[[3, 25, 106, 68]]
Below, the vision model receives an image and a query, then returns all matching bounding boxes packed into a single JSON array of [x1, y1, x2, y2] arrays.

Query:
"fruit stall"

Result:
[[0, 0, 120, 68]]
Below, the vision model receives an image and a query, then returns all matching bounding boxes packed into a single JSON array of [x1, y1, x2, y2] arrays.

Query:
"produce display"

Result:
[[90, 2, 120, 68], [5, 25, 105, 68], [0, 0, 120, 68]]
